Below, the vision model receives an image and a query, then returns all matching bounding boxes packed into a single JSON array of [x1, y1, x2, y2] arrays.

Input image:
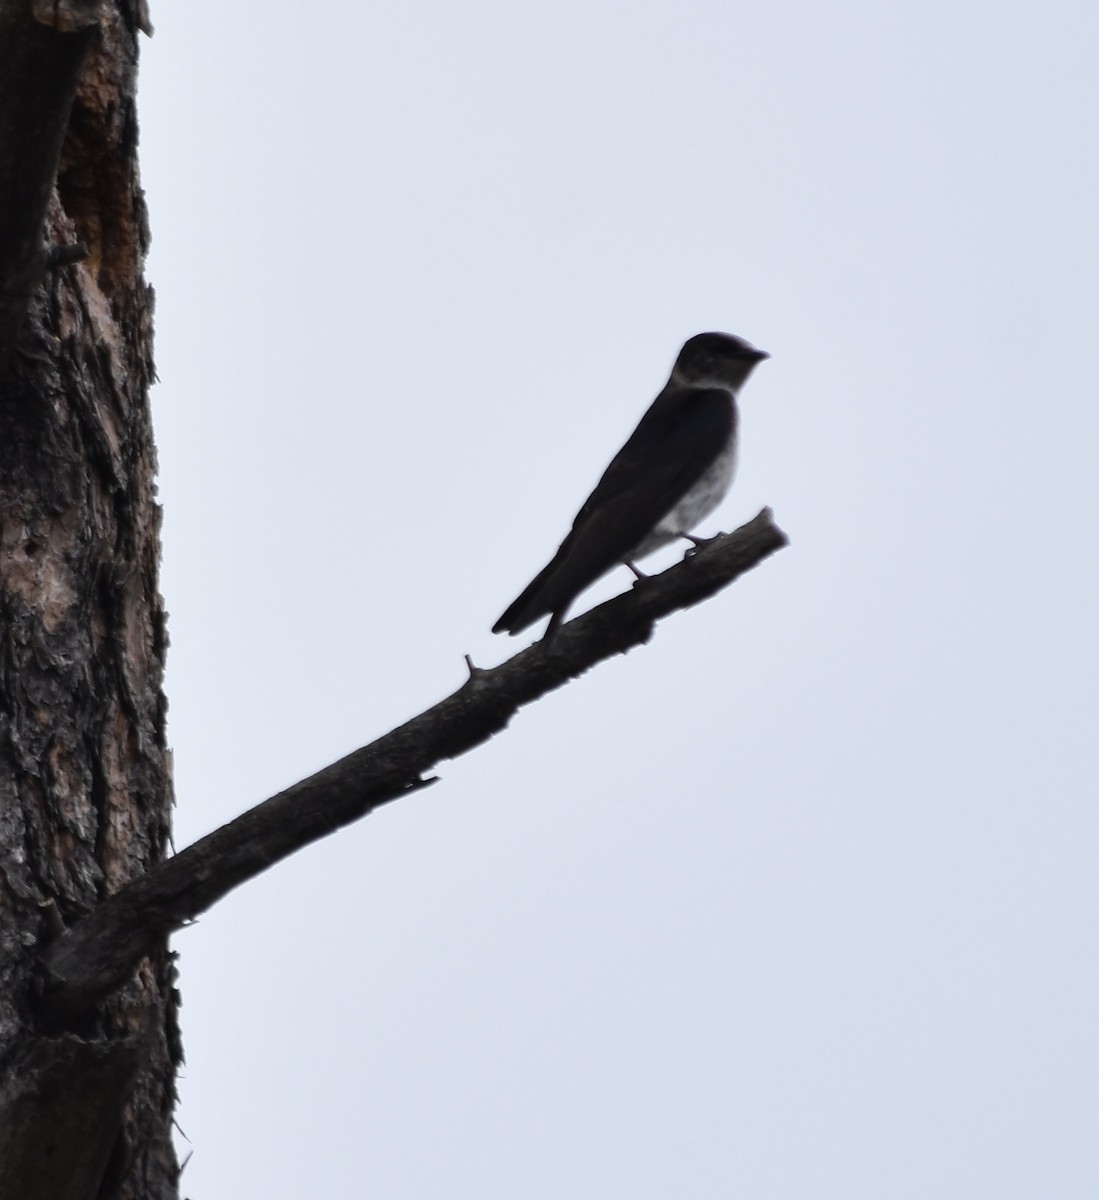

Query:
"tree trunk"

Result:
[[0, 2, 181, 1198], [0, 7, 790, 1197]]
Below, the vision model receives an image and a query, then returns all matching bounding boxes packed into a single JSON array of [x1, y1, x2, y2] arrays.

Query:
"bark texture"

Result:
[[0, 3, 180, 1199]]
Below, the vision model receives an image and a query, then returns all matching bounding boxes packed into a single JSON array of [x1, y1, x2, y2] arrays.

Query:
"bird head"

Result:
[[671, 332, 769, 391]]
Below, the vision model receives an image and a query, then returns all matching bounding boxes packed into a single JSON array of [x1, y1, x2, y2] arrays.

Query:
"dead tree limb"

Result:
[[39, 507, 788, 1022]]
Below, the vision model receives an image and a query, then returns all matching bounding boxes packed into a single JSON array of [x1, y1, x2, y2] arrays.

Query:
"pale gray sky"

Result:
[[140, 1, 1098, 1196]]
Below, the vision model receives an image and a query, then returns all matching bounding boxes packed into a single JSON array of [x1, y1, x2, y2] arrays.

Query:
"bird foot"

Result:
[[679, 530, 724, 557]]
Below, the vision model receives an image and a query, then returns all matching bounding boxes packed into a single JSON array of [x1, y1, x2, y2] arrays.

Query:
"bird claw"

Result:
[[680, 530, 724, 558]]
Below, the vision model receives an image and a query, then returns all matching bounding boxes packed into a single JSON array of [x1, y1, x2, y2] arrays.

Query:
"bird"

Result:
[[492, 331, 769, 638]]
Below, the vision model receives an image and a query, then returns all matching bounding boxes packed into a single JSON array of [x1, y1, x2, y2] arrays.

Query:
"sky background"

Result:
[[137, 2, 1098, 1196]]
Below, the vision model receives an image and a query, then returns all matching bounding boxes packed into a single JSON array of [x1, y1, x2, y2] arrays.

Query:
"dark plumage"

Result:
[[493, 332, 768, 637]]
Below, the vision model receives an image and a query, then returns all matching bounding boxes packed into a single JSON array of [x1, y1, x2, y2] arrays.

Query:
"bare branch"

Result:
[[38, 507, 788, 1022]]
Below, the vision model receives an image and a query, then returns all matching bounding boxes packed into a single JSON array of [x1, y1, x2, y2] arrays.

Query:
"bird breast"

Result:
[[630, 439, 737, 560]]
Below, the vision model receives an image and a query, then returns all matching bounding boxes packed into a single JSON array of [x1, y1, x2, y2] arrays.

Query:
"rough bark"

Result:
[[0, 3, 179, 1199], [0, 0, 96, 362]]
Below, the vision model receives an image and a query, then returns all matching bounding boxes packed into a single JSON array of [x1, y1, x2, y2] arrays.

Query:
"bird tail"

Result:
[[491, 560, 562, 635]]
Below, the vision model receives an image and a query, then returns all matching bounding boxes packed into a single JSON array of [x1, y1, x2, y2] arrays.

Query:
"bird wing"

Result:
[[493, 387, 734, 634]]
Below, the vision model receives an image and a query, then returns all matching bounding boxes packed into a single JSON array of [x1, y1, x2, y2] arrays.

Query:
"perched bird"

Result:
[[493, 331, 768, 638]]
